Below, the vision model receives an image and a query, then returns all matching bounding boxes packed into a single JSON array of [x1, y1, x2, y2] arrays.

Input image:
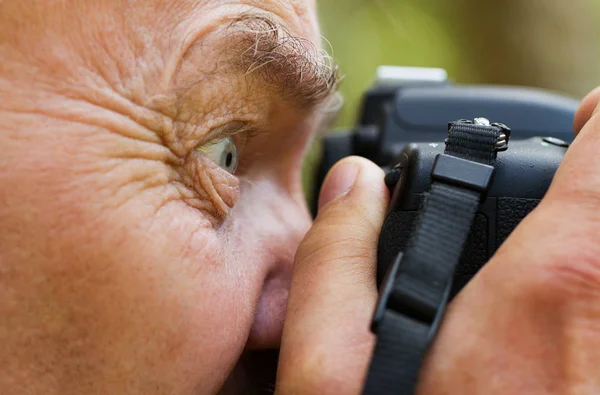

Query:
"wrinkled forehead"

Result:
[[161, 0, 322, 44], [0, 0, 323, 70], [0, 0, 330, 114]]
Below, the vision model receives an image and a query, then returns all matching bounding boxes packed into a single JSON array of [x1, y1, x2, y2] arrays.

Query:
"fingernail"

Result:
[[318, 161, 359, 210]]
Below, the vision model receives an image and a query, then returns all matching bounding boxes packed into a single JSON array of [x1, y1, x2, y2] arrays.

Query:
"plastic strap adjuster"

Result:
[[372, 253, 438, 331], [431, 154, 495, 193], [371, 252, 450, 337]]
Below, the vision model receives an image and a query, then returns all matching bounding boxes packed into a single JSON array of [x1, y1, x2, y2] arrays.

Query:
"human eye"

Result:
[[195, 137, 238, 175], [192, 120, 258, 175]]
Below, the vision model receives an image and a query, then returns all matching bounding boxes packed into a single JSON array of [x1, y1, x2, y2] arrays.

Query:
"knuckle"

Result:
[[295, 218, 378, 261], [512, 204, 600, 305], [295, 229, 375, 270], [524, 247, 600, 308], [544, 252, 600, 300], [294, 239, 375, 283]]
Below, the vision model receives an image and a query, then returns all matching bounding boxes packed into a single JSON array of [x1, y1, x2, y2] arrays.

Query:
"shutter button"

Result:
[[542, 137, 569, 147]]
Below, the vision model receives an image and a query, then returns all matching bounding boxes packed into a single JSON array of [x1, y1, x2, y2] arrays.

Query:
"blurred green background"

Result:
[[318, 0, 600, 127], [304, 0, 600, 199]]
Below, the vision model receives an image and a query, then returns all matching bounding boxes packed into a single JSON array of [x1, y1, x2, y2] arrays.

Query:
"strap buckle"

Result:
[[431, 154, 495, 194], [371, 253, 404, 333], [371, 252, 452, 338]]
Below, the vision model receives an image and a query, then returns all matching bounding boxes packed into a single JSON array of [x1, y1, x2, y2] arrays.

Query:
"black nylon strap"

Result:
[[391, 183, 480, 319], [365, 310, 430, 393], [363, 120, 506, 395], [444, 122, 504, 164]]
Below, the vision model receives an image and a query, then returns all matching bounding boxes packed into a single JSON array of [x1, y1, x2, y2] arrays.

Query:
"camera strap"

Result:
[[363, 119, 510, 395]]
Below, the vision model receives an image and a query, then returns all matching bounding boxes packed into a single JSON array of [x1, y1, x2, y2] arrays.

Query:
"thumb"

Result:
[[276, 156, 389, 395]]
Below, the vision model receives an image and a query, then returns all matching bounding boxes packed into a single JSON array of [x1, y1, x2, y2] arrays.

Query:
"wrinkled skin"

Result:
[[3, 1, 600, 395], [0, 1, 325, 394]]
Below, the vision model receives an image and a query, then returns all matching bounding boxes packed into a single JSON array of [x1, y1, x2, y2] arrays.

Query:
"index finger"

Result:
[[574, 86, 600, 135]]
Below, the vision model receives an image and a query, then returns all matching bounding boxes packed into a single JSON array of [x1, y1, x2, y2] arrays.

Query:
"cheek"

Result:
[[47, 198, 260, 393], [3, 153, 257, 394]]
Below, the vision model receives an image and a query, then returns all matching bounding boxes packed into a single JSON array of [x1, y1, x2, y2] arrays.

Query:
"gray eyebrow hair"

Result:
[[224, 13, 340, 109]]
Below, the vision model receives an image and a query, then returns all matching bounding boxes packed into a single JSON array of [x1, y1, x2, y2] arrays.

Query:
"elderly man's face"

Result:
[[0, 0, 335, 393]]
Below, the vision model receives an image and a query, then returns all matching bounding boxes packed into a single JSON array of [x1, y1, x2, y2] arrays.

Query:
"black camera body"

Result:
[[316, 66, 578, 293], [378, 136, 567, 294]]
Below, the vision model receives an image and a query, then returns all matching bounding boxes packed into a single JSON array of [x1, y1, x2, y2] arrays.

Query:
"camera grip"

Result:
[[377, 197, 541, 295], [496, 197, 540, 246]]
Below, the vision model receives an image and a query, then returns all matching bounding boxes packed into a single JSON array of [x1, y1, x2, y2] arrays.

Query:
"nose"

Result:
[[231, 180, 313, 349]]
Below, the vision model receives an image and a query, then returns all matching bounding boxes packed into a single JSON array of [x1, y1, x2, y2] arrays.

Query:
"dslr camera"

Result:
[[315, 66, 578, 294], [315, 66, 580, 394]]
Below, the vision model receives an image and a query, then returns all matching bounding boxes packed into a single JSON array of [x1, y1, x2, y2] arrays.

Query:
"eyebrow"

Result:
[[221, 13, 340, 109]]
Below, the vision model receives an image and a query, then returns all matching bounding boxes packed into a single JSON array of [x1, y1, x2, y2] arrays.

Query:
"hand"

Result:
[[276, 156, 389, 394], [415, 86, 600, 394], [275, 86, 600, 394]]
